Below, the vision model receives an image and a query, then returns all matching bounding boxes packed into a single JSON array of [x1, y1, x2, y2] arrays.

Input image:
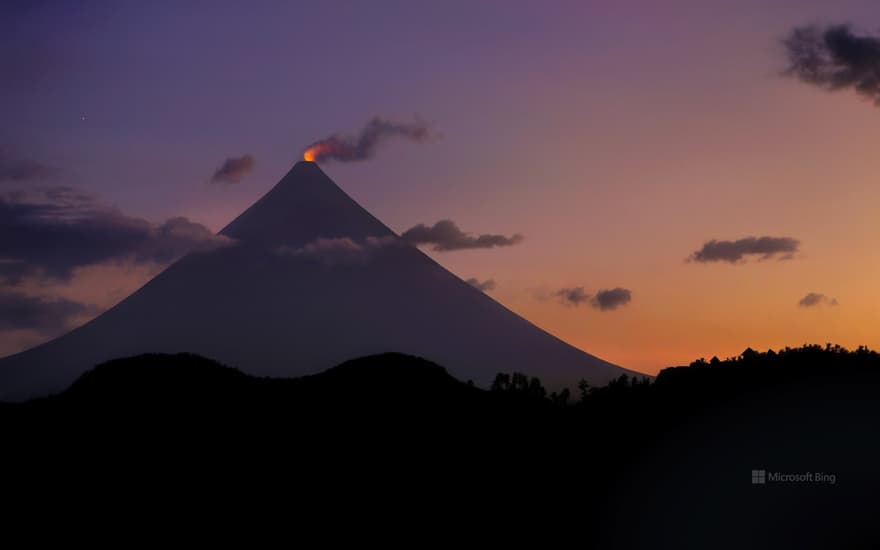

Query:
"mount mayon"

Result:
[[0, 161, 638, 401]]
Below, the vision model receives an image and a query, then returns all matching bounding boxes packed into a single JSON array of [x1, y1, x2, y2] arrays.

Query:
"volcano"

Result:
[[0, 162, 637, 401]]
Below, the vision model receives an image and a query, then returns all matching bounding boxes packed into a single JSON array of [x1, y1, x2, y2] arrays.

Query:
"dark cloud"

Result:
[[211, 154, 255, 184], [591, 287, 632, 311], [303, 116, 432, 163], [799, 292, 838, 308], [555, 286, 632, 311], [784, 24, 880, 104], [0, 291, 97, 333], [0, 259, 31, 286], [466, 278, 496, 292], [688, 236, 800, 263], [401, 220, 523, 251], [556, 287, 591, 306], [0, 186, 233, 282], [0, 151, 54, 182]]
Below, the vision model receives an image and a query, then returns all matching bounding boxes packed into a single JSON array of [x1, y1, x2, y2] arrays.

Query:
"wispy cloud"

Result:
[[466, 278, 496, 292], [688, 236, 800, 263], [554, 286, 632, 312], [0, 291, 99, 333], [401, 220, 523, 251], [798, 292, 838, 308], [211, 154, 255, 184], [276, 236, 397, 266], [591, 287, 632, 311], [0, 186, 233, 282], [556, 286, 591, 306]]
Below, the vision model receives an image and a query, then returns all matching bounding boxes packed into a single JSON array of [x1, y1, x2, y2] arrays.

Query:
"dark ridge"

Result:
[[16, 351, 494, 421], [57, 351, 475, 405], [2, 352, 535, 442], [61, 352, 252, 402], [2, 345, 879, 549]]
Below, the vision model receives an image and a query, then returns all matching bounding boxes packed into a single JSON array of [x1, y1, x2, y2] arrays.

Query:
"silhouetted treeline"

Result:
[[4, 343, 879, 438], [489, 343, 880, 409], [659, 343, 880, 390]]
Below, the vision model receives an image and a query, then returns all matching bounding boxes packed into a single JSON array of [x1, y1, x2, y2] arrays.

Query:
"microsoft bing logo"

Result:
[[750, 468, 836, 485]]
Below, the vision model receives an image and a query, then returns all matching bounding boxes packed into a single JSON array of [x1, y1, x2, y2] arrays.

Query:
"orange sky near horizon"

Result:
[[408, 83, 880, 375]]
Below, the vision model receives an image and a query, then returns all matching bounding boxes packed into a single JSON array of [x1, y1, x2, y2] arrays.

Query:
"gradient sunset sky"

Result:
[[3, 0, 880, 374]]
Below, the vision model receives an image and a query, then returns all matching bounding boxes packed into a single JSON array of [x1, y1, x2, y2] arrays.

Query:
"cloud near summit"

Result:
[[276, 236, 397, 266], [401, 220, 523, 251]]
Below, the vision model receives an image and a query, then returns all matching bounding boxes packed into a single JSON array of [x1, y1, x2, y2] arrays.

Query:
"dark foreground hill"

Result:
[[0, 352, 540, 438], [2, 346, 879, 549]]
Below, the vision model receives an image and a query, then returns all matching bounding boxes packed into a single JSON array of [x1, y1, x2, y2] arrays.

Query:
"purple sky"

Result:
[[4, 0, 880, 372]]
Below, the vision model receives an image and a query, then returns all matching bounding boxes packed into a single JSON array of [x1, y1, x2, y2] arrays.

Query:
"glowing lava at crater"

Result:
[[303, 143, 333, 162]]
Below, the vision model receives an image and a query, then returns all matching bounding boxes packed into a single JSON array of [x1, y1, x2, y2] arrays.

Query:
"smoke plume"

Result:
[[303, 116, 432, 163], [211, 154, 255, 184]]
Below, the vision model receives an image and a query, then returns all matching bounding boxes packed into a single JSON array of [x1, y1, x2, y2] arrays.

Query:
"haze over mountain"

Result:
[[0, 162, 635, 401]]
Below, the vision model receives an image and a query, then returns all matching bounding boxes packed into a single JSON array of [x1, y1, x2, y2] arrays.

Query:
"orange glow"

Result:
[[303, 142, 334, 163]]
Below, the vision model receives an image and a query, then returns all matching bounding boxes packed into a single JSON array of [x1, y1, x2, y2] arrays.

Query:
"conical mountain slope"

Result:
[[0, 162, 637, 401], [219, 161, 396, 246]]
